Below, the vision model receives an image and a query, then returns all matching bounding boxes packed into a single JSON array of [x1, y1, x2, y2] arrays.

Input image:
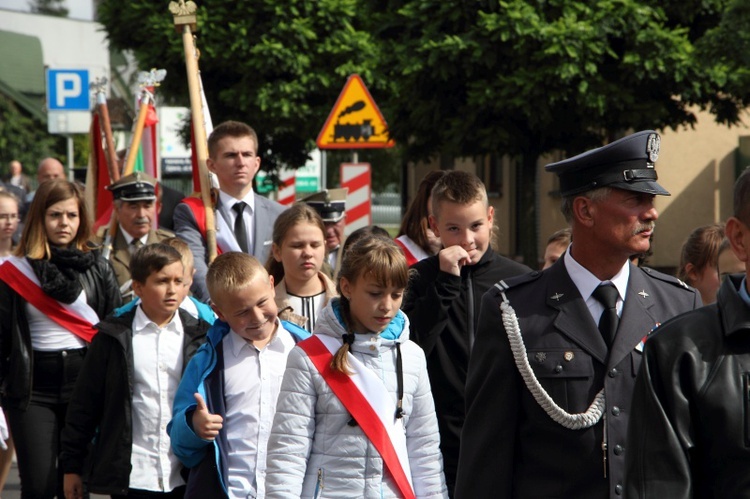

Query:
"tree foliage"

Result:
[[97, 0, 746, 262], [367, 0, 732, 160], [97, 0, 383, 172], [0, 94, 64, 177]]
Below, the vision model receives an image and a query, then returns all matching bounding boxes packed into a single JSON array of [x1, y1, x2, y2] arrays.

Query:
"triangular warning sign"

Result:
[[316, 74, 395, 149]]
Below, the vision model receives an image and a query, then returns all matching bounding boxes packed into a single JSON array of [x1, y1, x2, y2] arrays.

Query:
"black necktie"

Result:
[[232, 202, 249, 253], [592, 283, 619, 347]]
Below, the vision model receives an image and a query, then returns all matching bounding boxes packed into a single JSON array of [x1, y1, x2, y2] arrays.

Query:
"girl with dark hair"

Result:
[[677, 223, 725, 305], [265, 236, 447, 498], [0, 179, 121, 498], [395, 170, 446, 266]]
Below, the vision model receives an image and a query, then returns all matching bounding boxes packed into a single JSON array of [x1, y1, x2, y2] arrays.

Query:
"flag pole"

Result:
[[122, 69, 165, 177], [171, 0, 217, 263], [91, 78, 121, 184]]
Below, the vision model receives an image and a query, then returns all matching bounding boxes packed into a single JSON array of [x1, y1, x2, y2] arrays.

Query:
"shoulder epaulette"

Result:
[[639, 266, 695, 291], [155, 227, 176, 238], [491, 270, 543, 296]]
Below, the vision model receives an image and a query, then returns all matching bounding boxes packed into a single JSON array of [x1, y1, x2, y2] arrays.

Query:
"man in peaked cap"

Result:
[[95, 172, 173, 302], [455, 130, 702, 499], [300, 188, 348, 275]]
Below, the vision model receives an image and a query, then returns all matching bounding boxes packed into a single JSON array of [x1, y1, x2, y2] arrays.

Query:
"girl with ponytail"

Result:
[[266, 234, 448, 498]]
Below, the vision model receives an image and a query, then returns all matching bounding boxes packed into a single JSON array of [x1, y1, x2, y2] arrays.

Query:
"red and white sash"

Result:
[[181, 197, 242, 255], [298, 334, 415, 499], [0, 257, 100, 342], [394, 236, 429, 267]]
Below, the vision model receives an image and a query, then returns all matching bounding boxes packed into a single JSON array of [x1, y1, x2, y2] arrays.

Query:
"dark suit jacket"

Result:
[[158, 184, 186, 231], [173, 191, 286, 302], [455, 259, 701, 499]]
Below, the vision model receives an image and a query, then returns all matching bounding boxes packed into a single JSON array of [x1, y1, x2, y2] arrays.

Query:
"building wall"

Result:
[[0, 9, 110, 98], [406, 109, 750, 271]]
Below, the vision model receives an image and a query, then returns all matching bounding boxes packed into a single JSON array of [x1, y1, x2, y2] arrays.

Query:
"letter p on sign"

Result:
[[46, 69, 90, 111]]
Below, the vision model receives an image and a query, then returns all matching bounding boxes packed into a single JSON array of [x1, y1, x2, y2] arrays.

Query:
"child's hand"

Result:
[[64, 473, 84, 499], [191, 392, 223, 441], [438, 246, 472, 276]]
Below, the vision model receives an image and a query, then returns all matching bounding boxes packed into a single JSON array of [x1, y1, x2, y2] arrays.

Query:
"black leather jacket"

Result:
[[0, 252, 122, 410], [626, 274, 750, 497]]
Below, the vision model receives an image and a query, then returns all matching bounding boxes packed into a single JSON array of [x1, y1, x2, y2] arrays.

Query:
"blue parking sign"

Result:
[[47, 69, 90, 111]]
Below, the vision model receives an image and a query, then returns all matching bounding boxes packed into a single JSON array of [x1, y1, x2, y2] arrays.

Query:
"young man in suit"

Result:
[[174, 121, 286, 302]]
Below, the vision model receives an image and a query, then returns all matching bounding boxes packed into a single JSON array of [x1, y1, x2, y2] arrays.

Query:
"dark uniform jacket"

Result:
[[403, 247, 530, 490], [626, 274, 750, 498], [0, 251, 122, 410], [59, 308, 210, 496], [455, 258, 700, 499]]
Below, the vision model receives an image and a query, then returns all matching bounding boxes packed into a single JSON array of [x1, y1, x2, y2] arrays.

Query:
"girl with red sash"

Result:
[[0, 180, 121, 498], [266, 236, 447, 498], [394, 171, 445, 267]]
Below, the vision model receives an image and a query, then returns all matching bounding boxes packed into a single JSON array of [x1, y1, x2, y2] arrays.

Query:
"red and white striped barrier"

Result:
[[278, 169, 296, 206], [341, 163, 371, 235]]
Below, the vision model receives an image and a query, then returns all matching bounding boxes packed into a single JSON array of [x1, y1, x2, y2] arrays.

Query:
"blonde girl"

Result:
[[266, 203, 337, 331], [265, 236, 447, 498]]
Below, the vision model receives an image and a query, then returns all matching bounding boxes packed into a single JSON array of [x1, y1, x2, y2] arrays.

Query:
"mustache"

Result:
[[133, 217, 150, 225], [633, 222, 655, 235]]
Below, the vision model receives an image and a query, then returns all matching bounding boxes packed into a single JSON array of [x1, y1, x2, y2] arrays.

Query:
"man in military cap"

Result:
[[300, 188, 348, 276], [97, 172, 173, 302], [455, 130, 702, 499]]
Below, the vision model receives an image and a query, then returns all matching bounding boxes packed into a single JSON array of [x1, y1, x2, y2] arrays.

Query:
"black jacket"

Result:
[[402, 247, 530, 487], [0, 252, 122, 410], [455, 259, 701, 499], [626, 274, 750, 498], [60, 308, 210, 495]]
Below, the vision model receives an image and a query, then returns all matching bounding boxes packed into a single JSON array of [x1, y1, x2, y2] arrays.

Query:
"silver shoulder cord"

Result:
[[498, 288, 605, 430]]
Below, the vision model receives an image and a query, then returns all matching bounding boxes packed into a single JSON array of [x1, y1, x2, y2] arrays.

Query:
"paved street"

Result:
[[2, 461, 107, 499]]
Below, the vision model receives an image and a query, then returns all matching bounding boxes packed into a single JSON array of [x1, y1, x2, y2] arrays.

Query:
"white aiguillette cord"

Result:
[[498, 289, 605, 430]]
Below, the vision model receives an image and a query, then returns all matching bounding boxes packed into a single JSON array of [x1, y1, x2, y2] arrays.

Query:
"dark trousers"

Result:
[[6, 347, 86, 499], [112, 486, 186, 499]]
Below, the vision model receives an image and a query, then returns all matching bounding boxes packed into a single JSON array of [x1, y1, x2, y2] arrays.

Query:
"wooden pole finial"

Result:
[[170, 0, 197, 32]]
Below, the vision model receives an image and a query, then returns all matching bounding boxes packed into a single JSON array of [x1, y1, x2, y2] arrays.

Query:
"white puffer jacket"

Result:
[[265, 299, 448, 498]]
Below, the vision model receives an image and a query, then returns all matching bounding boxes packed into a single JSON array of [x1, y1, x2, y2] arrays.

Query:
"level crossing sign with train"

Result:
[[316, 74, 395, 149]]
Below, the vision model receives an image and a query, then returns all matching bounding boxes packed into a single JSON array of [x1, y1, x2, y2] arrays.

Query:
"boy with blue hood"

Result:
[[168, 252, 308, 498]]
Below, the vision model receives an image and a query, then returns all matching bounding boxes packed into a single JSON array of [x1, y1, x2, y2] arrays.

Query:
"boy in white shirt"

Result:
[[168, 252, 309, 498], [60, 243, 211, 498]]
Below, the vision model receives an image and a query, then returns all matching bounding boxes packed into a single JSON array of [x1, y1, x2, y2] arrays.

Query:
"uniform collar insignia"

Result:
[[551, 292, 564, 301], [638, 290, 649, 298]]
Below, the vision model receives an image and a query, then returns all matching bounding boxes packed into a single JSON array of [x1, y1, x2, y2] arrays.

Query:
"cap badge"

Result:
[[646, 133, 660, 163]]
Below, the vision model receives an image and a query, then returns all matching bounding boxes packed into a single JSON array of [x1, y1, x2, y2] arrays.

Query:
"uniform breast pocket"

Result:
[[529, 349, 594, 412]]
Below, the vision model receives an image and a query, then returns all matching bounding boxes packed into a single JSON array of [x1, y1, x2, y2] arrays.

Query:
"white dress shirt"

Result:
[[129, 305, 185, 492], [564, 245, 629, 324], [222, 320, 297, 499], [219, 189, 255, 254]]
